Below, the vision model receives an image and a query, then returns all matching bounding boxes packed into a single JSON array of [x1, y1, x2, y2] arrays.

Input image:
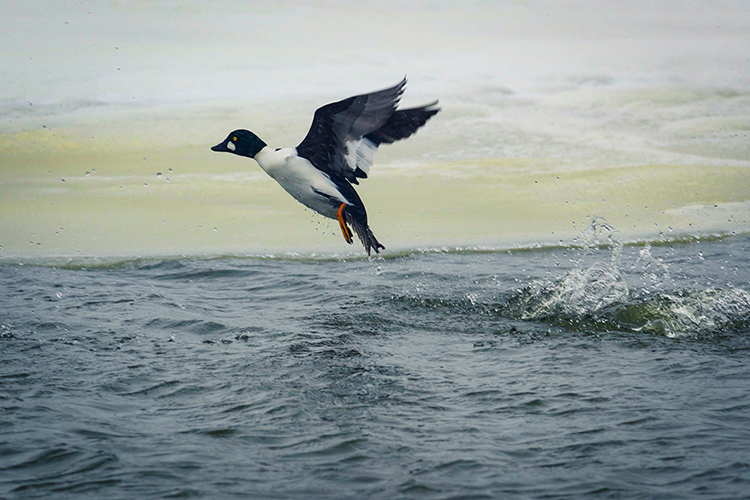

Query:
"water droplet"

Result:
[[85, 171, 91, 177], [168, 168, 173, 173], [156, 172, 162, 178]]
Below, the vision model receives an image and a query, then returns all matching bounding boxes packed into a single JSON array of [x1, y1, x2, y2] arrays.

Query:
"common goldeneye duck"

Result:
[[211, 78, 439, 255]]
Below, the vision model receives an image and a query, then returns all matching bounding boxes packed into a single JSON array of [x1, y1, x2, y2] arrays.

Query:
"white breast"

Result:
[[254, 147, 348, 219], [254, 146, 294, 174]]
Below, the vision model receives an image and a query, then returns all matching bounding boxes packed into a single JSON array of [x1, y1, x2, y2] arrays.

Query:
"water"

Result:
[[2, 231, 750, 499], [2, 1, 750, 498]]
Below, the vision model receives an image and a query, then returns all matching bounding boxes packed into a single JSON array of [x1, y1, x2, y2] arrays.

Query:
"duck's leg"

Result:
[[337, 203, 353, 244]]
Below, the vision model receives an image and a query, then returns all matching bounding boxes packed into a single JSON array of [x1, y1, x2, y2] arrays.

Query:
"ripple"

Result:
[[4, 446, 120, 496]]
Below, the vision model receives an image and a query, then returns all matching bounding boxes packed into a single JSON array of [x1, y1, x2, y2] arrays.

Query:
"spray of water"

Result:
[[505, 218, 750, 337]]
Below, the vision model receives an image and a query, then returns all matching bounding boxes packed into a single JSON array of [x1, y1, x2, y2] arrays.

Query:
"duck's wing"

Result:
[[356, 101, 440, 179], [296, 78, 407, 185], [363, 101, 440, 147]]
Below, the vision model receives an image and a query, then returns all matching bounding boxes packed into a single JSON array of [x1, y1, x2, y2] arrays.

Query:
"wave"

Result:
[[501, 220, 750, 337], [384, 261, 750, 338], [381, 220, 750, 338], [504, 271, 750, 337]]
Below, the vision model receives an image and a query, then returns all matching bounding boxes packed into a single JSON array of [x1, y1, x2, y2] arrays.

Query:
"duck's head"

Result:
[[211, 129, 267, 158]]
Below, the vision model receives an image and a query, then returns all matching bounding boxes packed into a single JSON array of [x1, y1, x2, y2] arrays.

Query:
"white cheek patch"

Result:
[[227, 141, 236, 152]]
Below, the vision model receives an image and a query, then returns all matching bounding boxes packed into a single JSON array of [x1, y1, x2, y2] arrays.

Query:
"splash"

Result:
[[511, 217, 628, 319], [615, 287, 750, 337], [506, 218, 750, 337], [508, 262, 628, 322]]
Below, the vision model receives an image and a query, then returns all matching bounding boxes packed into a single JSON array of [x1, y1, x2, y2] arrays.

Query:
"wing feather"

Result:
[[296, 79, 440, 185], [297, 78, 406, 183]]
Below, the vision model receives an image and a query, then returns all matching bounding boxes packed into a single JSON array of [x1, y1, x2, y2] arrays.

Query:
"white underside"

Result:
[[254, 146, 349, 219]]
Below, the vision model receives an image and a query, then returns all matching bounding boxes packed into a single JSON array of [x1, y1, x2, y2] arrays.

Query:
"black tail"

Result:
[[343, 204, 384, 256]]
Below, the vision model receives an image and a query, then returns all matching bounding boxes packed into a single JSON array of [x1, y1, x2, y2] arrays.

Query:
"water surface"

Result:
[[2, 233, 750, 499]]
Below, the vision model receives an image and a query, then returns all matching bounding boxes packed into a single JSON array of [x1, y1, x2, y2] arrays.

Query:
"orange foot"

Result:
[[337, 203, 353, 244]]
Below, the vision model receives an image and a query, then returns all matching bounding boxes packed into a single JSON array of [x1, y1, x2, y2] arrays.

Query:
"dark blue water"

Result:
[[2, 234, 750, 499]]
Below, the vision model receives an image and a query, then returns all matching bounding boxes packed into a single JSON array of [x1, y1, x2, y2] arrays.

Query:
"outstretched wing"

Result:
[[354, 101, 440, 180], [296, 78, 407, 184], [363, 101, 440, 146]]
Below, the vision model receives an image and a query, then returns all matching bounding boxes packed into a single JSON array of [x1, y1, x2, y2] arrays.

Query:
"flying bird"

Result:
[[211, 78, 439, 255]]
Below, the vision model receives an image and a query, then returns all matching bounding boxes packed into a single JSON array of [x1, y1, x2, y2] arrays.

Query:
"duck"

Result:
[[211, 78, 439, 255]]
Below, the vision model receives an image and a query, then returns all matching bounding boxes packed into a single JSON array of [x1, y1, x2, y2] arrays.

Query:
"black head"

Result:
[[211, 129, 267, 158]]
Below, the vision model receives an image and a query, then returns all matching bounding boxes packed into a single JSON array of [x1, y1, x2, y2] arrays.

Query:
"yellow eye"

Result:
[[232, 136, 238, 141]]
